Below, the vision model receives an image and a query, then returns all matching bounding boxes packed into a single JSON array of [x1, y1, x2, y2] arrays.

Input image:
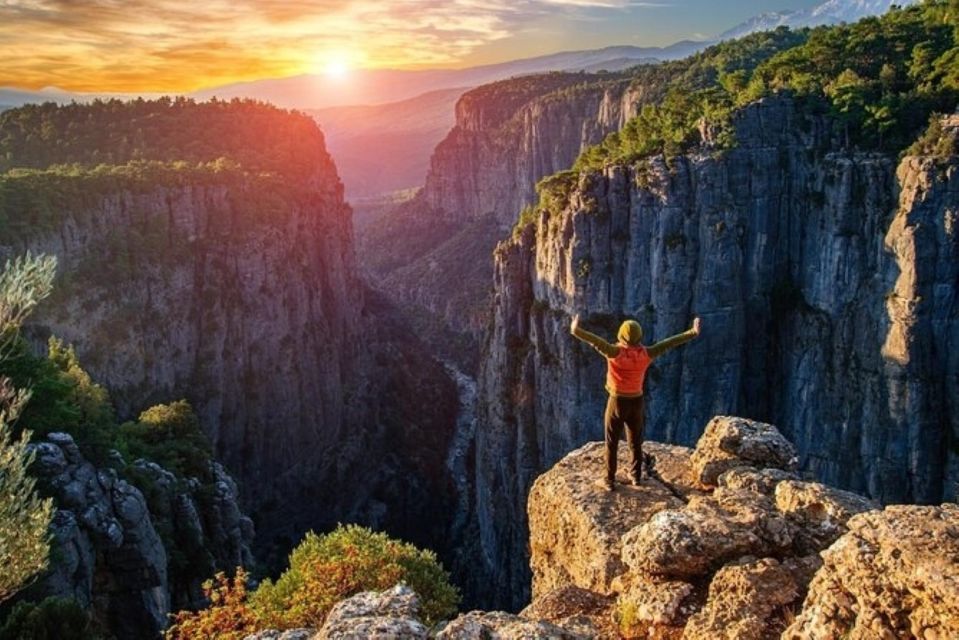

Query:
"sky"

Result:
[[0, 0, 824, 93]]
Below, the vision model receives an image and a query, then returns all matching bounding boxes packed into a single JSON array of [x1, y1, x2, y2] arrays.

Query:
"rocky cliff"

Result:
[[526, 415, 958, 639], [359, 71, 652, 346], [1, 103, 459, 573], [478, 100, 959, 607], [26, 431, 253, 639]]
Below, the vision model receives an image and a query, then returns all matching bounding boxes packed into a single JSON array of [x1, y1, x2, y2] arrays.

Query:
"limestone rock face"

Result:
[[5, 119, 459, 566], [317, 585, 429, 640], [127, 458, 256, 609], [478, 99, 959, 604], [528, 419, 887, 640], [27, 432, 257, 639], [28, 433, 170, 639], [360, 72, 653, 348], [784, 504, 959, 640]]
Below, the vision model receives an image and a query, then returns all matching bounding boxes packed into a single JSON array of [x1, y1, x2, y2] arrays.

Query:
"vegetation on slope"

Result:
[[0, 97, 327, 176], [0, 253, 56, 606], [0, 99, 334, 239], [515, 0, 959, 234], [576, 0, 959, 170]]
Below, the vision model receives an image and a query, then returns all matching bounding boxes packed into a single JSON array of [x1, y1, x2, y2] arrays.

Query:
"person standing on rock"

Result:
[[570, 314, 701, 490]]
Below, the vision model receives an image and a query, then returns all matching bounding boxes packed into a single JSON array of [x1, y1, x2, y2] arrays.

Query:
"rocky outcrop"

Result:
[[784, 504, 959, 640], [519, 586, 618, 639], [26, 432, 254, 639], [317, 585, 429, 640], [527, 416, 953, 639], [478, 99, 959, 606], [128, 458, 255, 610], [527, 441, 695, 597], [690, 416, 798, 486], [248, 584, 603, 640]]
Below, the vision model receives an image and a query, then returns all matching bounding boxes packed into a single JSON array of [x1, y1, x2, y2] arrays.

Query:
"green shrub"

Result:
[[904, 113, 959, 158], [116, 400, 213, 481], [250, 525, 460, 629], [0, 597, 101, 640], [0, 336, 115, 465]]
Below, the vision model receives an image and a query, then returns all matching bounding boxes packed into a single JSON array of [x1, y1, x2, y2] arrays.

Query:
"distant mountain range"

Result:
[[719, 0, 919, 40], [0, 0, 917, 111], [187, 44, 689, 109]]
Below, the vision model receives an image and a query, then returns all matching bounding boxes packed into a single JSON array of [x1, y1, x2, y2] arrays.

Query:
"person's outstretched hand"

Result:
[[571, 314, 581, 333], [691, 316, 701, 336]]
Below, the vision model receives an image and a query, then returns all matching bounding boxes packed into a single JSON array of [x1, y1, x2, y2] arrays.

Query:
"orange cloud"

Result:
[[0, 0, 649, 92]]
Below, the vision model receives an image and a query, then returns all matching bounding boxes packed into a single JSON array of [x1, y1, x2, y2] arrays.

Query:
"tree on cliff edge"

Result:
[[0, 252, 56, 603]]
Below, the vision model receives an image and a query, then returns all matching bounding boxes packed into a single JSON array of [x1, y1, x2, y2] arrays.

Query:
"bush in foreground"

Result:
[[252, 525, 459, 629], [165, 525, 460, 639]]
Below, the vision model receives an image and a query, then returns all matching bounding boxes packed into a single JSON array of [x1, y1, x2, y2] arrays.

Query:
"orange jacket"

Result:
[[606, 345, 652, 396]]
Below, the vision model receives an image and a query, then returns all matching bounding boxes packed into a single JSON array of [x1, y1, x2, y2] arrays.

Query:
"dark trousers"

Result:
[[604, 395, 646, 483]]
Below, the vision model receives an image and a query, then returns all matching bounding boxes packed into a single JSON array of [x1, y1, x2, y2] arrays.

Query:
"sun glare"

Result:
[[323, 56, 351, 79]]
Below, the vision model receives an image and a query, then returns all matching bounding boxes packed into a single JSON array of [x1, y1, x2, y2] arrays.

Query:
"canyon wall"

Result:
[[477, 99, 958, 607], [4, 138, 458, 566], [361, 72, 656, 344]]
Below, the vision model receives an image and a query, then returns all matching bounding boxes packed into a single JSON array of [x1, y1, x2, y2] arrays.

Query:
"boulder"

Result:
[[316, 585, 428, 640], [615, 574, 695, 627], [527, 441, 699, 596], [774, 479, 878, 553], [682, 558, 802, 640], [690, 416, 798, 486], [620, 487, 795, 579], [436, 611, 587, 639], [784, 504, 959, 640], [717, 467, 798, 495], [520, 586, 617, 639]]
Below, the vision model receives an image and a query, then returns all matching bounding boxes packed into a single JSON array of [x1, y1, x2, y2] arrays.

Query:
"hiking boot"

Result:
[[643, 452, 654, 475]]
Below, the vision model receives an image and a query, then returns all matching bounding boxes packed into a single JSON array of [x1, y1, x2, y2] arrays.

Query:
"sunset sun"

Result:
[[324, 59, 349, 79]]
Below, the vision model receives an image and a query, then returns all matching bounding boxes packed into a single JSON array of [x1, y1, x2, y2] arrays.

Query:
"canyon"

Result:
[[0, 102, 461, 635], [1, 4, 956, 635]]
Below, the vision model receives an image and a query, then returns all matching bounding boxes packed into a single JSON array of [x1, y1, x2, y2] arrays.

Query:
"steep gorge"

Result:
[[478, 99, 958, 607], [0, 102, 459, 578], [360, 71, 654, 348]]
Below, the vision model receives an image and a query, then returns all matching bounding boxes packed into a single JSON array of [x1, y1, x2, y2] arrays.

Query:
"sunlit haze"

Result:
[[1, 0, 824, 93]]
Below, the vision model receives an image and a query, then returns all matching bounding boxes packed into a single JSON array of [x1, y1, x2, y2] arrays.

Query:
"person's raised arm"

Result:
[[647, 316, 701, 359], [570, 314, 619, 358]]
